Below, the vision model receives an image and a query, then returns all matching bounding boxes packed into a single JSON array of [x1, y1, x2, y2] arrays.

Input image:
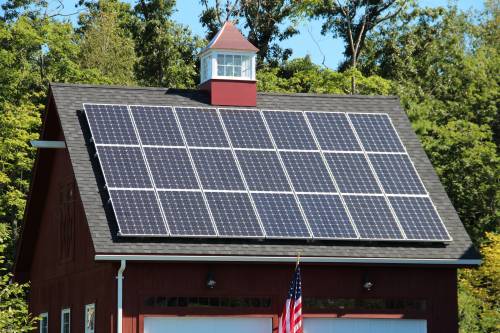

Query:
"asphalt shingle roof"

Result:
[[50, 83, 480, 261]]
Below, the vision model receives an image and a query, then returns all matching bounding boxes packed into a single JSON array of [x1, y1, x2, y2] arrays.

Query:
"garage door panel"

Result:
[[144, 317, 272, 333], [304, 318, 427, 333]]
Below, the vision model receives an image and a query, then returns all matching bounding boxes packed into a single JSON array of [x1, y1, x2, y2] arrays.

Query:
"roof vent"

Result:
[[198, 22, 258, 107]]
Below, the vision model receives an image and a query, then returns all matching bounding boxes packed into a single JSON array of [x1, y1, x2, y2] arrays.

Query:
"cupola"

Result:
[[199, 21, 258, 107]]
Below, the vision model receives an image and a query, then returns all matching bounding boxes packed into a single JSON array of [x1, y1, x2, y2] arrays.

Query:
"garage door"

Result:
[[144, 317, 272, 333], [304, 318, 427, 333]]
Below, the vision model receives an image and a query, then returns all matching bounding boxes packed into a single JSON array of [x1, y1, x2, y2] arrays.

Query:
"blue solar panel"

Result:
[[370, 154, 426, 194], [130, 105, 184, 146], [263, 111, 317, 150], [190, 149, 245, 190], [110, 190, 167, 235], [389, 196, 450, 240], [299, 194, 357, 239], [176, 107, 229, 147], [306, 112, 361, 151], [159, 191, 216, 236], [220, 109, 273, 149], [345, 195, 403, 240], [144, 147, 198, 189], [236, 150, 291, 191], [206, 192, 263, 237], [98, 146, 151, 188], [325, 153, 381, 193], [253, 193, 310, 238], [349, 114, 405, 152], [84, 104, 138, 145], [280, 151, 336, 192]]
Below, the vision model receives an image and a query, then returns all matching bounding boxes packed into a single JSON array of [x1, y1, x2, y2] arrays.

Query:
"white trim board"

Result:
[[94, 254, 481, 266]]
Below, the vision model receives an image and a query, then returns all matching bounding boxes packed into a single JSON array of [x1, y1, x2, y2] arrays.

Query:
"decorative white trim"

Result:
[[30, 140, 66, 148], [95, 254, 481, 266]]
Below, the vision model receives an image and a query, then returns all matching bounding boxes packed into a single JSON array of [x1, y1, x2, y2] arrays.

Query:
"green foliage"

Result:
[[459, 232, 500, 333], [0, 224, 37, 332], [258, 57, 391, 95], [133, 0, 203, 88], [79, 0, 137, 85]]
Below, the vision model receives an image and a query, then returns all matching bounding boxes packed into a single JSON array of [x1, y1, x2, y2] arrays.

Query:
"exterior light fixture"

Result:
[[206, 272, 216, 289], [362, 274, 374, 291]]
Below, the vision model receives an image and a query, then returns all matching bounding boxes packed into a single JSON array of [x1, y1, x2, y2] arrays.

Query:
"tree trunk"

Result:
[[351, 56, 357, 95]]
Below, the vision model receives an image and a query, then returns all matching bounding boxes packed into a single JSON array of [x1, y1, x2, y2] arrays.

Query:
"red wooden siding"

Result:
[[199, 79, 257, 106]]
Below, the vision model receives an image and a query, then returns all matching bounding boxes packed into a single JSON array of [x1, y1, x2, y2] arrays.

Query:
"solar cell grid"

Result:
[[206, 192, 263, 237], [220, 109, 273, 149], [110, 190, 167, 235], [236, 150, 291, 191], [176, 107, 229, 147], [299, 194, 357, 239], [144, 147, 198, 189], [98, 146, 152, 188], [263, 110, 317, 150], [325, 153, 381, 193], [253, 193, 310, 238], [306, 112, 361, 151], [130, 105, 184, 146], [370, 154, 426, 194], [190, 149, 245, 190], [280, 151, 336, 193], [159, 191, 216, 236], [348, 113, 405, 152], [345, 195, 403, 240], [389, 196, 450, 240], [84, 104, 138, 145]]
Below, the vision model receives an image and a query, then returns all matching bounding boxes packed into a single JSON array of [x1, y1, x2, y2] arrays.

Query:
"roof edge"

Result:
[[95, 254, 481, 266]]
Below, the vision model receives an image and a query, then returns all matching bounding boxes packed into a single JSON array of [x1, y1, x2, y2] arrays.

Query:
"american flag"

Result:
[[279, 264, 303, 333]]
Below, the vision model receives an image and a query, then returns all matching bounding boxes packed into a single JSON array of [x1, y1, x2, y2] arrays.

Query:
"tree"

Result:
[[0, 224, 37, 332], [200, 0, 299, 66], [79, 0, 137, 85], [257, 56, 391, 95], [304, 0, 407, 93], [458, 232, 500, 333], [133, 0, 203, 88]]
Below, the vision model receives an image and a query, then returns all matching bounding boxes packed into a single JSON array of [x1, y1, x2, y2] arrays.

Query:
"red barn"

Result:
[[15, 22, 480, 333]]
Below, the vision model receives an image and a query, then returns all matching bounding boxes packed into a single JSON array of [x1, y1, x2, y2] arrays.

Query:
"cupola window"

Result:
[[216, 54, 252, 79]]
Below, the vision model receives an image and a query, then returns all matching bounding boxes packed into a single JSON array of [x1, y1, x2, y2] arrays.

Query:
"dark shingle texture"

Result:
[[50, 83, 479, 260]]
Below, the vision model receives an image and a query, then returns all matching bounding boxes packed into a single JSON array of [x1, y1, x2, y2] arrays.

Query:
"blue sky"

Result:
[[55, 0, 484, 68]]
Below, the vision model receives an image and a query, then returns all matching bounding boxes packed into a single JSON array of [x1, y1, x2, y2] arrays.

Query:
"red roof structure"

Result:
[[205, 21, 258, 52]]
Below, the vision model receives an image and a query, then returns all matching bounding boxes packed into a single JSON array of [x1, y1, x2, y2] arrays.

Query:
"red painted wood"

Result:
[[199, 79, 257, 107]]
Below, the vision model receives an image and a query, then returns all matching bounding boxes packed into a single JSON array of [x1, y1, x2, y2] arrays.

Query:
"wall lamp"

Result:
[[206, 272, 216, 289], [363, 274, 374, 291]]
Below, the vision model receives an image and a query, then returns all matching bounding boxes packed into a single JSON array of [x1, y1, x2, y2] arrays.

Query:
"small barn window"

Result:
[[217, 54, 251, 79], [39, 312, 48, 333], [61, 308, 71, 333], [85, 304, 95, 333]]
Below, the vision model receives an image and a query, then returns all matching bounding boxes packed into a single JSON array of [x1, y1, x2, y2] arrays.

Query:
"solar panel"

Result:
[[325, 153, 381, 193], [236, 150, 291, 191], [110, 190, 167, 235], [219, 109, 273, 149], [206, 192, 263, 237], [344, 195, 403, 240], [263, 111, 317, 150], [370, 154, 426, 194], [190, 149, 245, 190], [306, 112, 361, 151], [159, 191, 216, 236], [130, 105, 184, 146], [98, 146, 152, 188], [389, 196, 450, 240], [280, 151, 336, 193], [253, 193, 310, 238], [348, 113, 405, 152], [176, 107, 229, 147], [84, 103, 451, 242], [144, 147, 198, 189], [84, 104, 138, 145], [299, 194, 357, 239]]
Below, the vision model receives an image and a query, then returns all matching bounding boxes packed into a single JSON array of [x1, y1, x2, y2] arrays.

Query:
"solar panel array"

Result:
[[83, 104, 451, 241]]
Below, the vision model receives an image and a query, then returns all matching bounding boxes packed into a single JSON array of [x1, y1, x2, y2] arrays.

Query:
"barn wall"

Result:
[[26, 102, 116, 333], [199, 79, 257, 106], [122, 262, 457, 333]]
